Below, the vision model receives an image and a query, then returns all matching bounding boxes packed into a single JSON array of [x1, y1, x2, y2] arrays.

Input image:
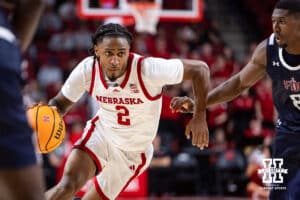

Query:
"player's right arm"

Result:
[[48, 92, 74, 116], [170, 39, 268, 112], [49, 58, 93, 116]]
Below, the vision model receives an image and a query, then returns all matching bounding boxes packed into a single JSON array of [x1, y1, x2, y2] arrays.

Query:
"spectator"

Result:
[[246, 145, 271, 200]]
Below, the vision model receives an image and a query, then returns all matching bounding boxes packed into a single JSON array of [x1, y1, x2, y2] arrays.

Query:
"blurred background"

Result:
[[22, 0, 277, 199]]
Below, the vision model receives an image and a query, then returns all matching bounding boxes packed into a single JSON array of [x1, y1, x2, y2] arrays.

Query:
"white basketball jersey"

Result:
[[89, 53, 162, 151]]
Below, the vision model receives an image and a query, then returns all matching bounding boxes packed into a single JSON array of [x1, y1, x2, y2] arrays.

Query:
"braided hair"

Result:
[[89, 23, 133, 56], [275, 0, 300, 13]]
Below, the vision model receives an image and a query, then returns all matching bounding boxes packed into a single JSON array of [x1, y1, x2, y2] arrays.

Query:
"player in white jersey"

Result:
[[46, 23, 210, 200]]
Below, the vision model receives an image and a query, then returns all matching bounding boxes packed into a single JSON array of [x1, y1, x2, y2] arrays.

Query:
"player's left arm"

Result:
[[12, 0, 45, 52], [181, 59, 210, 149], [142, 57, 210, 149], [181, 59, 210, 115]]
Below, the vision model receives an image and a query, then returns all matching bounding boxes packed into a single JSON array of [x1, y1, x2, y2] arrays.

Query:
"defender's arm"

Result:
[[207, 40, 268, 107]]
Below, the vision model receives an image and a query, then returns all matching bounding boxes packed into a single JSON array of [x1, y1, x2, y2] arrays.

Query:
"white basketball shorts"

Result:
[[74, 116, 153, 199]]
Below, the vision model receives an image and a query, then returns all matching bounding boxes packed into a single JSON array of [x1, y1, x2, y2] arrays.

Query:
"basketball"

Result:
[[27, 104, 66, 154]]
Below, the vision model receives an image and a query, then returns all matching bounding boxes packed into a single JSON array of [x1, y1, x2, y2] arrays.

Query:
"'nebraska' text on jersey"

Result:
[[266, 34, 300, 133], [89, 53, 162, 151]]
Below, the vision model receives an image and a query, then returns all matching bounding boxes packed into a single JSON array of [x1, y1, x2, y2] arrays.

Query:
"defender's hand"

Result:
[[170, 96, 194, 113], [185, 114, 209, 149]]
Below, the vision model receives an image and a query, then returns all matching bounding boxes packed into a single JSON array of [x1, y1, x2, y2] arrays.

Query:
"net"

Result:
[[126, 2, 161, 34]]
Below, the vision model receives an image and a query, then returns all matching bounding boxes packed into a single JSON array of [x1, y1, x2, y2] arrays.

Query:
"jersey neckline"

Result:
[[278, 48, 300, 71]]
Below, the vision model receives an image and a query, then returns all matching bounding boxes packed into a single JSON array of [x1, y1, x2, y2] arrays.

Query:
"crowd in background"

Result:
[[22, 0, 276, 198]]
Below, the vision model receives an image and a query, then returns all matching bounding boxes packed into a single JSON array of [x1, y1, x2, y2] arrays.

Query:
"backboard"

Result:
[[77, 0, 203, 22]]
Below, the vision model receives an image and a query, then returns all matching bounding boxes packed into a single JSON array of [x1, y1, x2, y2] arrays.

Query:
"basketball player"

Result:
[[170, 0, 300, 199], [46, 23, 210, 200], [0, 0, 45, 200]]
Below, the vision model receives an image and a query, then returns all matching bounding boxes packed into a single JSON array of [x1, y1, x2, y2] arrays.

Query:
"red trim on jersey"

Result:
[[119, 153, 147, 195], [73, 145, 103, 172], [98, 58, 108, 89], [120, 53, 134, 89], [73, 115, 102, 172], [94, 177, 110, 200], [88, 59, 96, 95], [98, 53, 134, 89], [81, 116, 99, 145], [137, 57, 162, 101]]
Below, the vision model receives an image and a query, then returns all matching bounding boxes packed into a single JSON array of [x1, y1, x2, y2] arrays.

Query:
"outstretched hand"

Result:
[[185, 114, 209, 149], [170, 96, 194, 113]]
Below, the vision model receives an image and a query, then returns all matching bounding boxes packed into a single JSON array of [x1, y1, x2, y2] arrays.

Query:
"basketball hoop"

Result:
[[127, 2, 161, 34]]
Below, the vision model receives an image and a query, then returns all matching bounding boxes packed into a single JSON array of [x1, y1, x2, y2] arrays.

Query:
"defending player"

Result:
[[46, 23, 210, 200], [0, 0, 45, 199], [170, 0, 300, 199]]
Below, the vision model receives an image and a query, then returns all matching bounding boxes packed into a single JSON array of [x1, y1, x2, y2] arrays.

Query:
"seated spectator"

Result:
[[48, 28, 75, 51], [150, 36, 171, 58], [211, 54, 235, 85], [210, 128, 229, 152], [246, 145, 271, 200], [148, 134, 173, 196], [73, 22, 93, 51], [39, 3, 63, 35], [37, 58, 63, 90], [199, 42, 216, 67], [244, 118, 273, 139], [150, 134, 172, 168], [228, 89, 256, 149], [207, 103, 228, 133], [255, 76, 276, 131]]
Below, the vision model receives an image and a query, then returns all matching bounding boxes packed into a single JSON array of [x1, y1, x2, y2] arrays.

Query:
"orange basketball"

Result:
[[27, 104, 66, 153]]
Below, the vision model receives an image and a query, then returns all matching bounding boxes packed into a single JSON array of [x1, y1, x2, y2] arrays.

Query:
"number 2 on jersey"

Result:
[[116, 105, 130, 125]]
